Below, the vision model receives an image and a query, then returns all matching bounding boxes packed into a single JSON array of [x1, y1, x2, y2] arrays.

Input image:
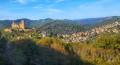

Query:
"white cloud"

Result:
[[9, 1, 18, 3], [56, 0, 64, 3], [31, 0, 36, 1], [79, 6, 84, 8], [17, 0, 36, 4], [91, 0, 113, 5], [47, 4, 55, 7], [33, 4, 43, 9], [41, 8, 63, 12], [18, 0, 25, 3], [46, 0, 50, 2], [33, 6, 42, 9], [78, 0, 113, 9]]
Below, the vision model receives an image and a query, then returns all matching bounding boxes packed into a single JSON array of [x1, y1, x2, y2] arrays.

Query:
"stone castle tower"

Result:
[[12, 20, 25, 29], [19, 20, 25, 29]]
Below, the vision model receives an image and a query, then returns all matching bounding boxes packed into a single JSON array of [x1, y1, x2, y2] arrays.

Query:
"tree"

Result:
[[0, 54, 5, 65]]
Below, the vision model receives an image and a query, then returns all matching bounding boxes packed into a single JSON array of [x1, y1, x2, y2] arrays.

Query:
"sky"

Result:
[[0, 0, 120, 20]]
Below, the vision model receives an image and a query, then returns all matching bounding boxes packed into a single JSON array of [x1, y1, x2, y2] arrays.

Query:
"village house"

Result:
[[41, 31, 47, 37]]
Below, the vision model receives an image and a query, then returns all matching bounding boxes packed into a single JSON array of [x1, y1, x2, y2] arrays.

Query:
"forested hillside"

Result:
[[37, 17, 120, 34], [36, 20, 88, 34], [96, 17, 120, 26], [0, 20, 12, 30], [73, 16, 118, 24]]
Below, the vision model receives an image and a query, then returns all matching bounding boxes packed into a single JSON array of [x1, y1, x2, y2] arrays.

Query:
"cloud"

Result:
[[79, 6, 84, 8], [56, 0, 64, 3], [31, 0, 36, 1], [47, 4, 55, 7], [78, 0, 114, 9], [91, 0, 113, 5], [41, 8, 63, 12], [18, 0, 25, 3], [33, 4, 43, 9], [9, 1, 18, 3], [33, 6, 42, 9], [46, 0, 50, 2], [17, 0, 36, 4], [33, 5, 63, 12]]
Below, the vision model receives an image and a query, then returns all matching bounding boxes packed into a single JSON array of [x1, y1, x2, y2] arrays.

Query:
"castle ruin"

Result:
[[4, 20, 32, 32], [12, 20, 25, 29]]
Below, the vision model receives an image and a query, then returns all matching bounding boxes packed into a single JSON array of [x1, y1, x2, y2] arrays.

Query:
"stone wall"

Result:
[[4, 29, 12, 32], [12, 22, 19, 28]]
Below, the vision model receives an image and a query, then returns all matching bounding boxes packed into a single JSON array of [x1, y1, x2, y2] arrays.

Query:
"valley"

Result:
[[0, 16, 120, 65]]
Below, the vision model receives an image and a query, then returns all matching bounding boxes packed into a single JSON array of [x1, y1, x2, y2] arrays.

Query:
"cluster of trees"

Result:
[[0, 32, 7, 65], [1, 30, 40, 40], [0, 20, 12, 30], [4, 38, 80, 65], [6, 39, 42, 65], [0, 36, 93, 65]]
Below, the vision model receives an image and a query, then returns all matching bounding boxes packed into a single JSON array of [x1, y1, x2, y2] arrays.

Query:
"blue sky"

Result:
[[0, 0, 120, 20]]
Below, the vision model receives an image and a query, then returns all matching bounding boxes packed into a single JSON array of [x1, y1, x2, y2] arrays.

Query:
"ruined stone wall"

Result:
[[4, 29, 12, 32], [12, 23, 19, 28]]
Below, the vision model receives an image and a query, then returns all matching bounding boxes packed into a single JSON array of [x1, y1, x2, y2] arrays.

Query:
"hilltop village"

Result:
[[62, 22, 120, 42], [3, 20, 120, 42]]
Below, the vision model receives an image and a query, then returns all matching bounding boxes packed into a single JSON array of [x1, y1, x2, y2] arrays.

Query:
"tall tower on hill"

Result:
[[12, 21, 15, 24], [19, 20, 25, 29]]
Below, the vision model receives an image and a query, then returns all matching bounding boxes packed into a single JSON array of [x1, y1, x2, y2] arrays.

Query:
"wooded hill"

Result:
[[36, 20, 88, 34]]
